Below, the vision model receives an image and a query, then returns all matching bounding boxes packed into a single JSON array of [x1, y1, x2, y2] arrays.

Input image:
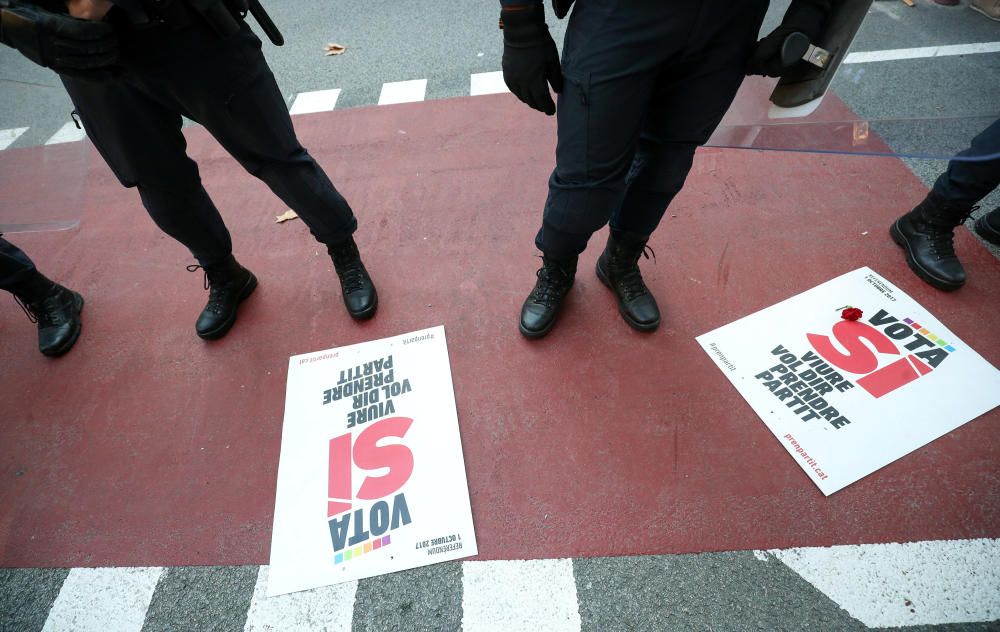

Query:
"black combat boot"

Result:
[[973, 207, 1000, 247], [595, 230, 660, 331], [13, 274, 84, 357], [187, 255, 257, 340], [519, 255, 576, 338], [329, 237, 377, 320], [890, 193, 974, 291]]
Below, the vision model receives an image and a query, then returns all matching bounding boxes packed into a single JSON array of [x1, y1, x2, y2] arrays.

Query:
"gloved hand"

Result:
[[501, 4, 563, 115], [0, 2, 118, 79], [747, 0, 831, 77]]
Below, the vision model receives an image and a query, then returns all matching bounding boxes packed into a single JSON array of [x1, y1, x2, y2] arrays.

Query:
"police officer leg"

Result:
[[519, 0, 667, 338], [892, 118, 1000, 290], [603, 6, 768, 329], [159, 27, 375, 320], [1, 236, 84, 356], [520, 70, 658, 337], [61, 76, 257, 340]]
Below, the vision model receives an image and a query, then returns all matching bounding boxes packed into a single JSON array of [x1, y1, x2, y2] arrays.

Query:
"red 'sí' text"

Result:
[[806, 309, 949, 398]]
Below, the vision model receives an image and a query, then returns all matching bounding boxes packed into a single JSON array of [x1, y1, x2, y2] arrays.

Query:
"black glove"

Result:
[[501, 4, 563, 115], [0, 3, 118, 79], [747, 0, 831, 78]]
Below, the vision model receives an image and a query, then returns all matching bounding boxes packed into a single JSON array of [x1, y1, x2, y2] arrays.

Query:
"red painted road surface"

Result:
[[1, 90, 998, 568]]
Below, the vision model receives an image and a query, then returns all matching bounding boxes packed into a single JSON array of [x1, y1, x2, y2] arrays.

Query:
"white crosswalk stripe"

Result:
[[44, 121, 86, 146], [770, 538, 1000, 628], [462, 558, 581, 632], [41, 567, 163, 632], [289, 89, 342, 115], [844, 41, 1000, 64], [470, 71, 510, 97], [243, 566, 357, 632], [0, 127, 29, 151], [377, 79, 427, 105], [8, 539, 996, 631]]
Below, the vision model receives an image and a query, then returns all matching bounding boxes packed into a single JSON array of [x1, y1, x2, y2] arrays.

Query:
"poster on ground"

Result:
[[268, 326, 477, 596], [696, 267, 1000, 495]]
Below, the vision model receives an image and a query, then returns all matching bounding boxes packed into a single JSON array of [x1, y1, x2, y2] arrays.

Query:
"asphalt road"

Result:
[[0, 1, 998, 631]]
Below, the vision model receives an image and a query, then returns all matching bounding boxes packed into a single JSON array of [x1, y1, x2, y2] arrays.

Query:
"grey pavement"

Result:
[[2, 554, 999, 631]]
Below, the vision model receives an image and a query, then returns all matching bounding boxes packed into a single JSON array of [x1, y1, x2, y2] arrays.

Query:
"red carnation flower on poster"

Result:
[[837, 305, 863, 321]]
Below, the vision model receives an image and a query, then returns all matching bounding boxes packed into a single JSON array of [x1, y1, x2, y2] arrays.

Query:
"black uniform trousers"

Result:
[[0, 237, 38, 294], [61, 20, 357, 268], [932, 118, 1000, 209], [537, 0, 770, 259]]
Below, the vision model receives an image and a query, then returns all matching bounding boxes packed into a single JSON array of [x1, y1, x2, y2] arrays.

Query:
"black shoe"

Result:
[[187, 256, 258, 340], [973, 207, 1000, 247], [595, 231, 660, 331], [15, 283, 84, 357], [519, 255, 576, 339], [890, 193, 974, 291], [329, 237, 377, 320]]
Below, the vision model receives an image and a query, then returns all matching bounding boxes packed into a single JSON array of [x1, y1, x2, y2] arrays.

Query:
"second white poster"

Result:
[[268, 326, 477, 596]]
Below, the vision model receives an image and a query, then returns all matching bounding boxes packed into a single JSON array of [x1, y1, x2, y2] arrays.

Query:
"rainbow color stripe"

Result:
[[334, 535, 391, 565], [903, 318, 956, 352]]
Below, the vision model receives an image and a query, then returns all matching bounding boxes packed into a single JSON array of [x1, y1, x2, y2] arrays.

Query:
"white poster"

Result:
[[696, 267, 1000, 495], [268, 326, 477, 596]]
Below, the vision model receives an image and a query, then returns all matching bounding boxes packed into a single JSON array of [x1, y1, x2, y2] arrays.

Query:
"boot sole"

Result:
[[889, 220, 964, 292], [42, 292, 84, 358], [197, 272, 258, 341], [595, 260, 660, 332], [973, 215, 1000, 247]]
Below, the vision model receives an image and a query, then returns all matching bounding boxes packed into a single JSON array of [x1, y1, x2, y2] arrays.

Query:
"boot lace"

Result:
[[187, 264, 239, 315], [922, 209, 974, 261], [614, 245, 655, 301], [14, 292, 62, 327], [331, 246, 367, 294], [529, 258, 573, 307]]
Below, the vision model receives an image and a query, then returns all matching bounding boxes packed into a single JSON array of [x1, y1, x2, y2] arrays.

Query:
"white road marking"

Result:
[[771, 538, 1000, 627], [0, 127, 29, 150], [41, 567, 163, 632], [45, 122, 86, 145], [289, 89, 342, 115], [462, 558, 582, 632], [21, 543, 1000, 629], [243, 566, 357, 632], [378, 79, 427, 105], [470, 71, 510, 96], [845, 42, 1000, 64]]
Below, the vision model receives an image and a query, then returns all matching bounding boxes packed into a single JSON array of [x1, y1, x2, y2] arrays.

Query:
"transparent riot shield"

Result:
[[0, 136, 89, 234], [709, 78, 998, 163], [708, 2, 999, 164]]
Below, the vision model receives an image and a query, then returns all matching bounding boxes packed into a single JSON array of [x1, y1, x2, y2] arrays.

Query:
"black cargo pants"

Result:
[[62, 19, 357, 268], [537, 0, 770, 258], [932, 118, 1000, 208], [0, 237, 37, 293]]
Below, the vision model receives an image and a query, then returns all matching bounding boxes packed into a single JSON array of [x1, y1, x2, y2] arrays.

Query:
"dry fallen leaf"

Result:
[[324, 43, 346, 56], [275, 209, 299, 224]]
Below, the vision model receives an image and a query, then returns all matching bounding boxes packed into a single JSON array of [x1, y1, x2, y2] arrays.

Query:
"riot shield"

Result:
[[710, 78, 998, 162], [0, 136, 89, 234], [708, 4, 999, 163]]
